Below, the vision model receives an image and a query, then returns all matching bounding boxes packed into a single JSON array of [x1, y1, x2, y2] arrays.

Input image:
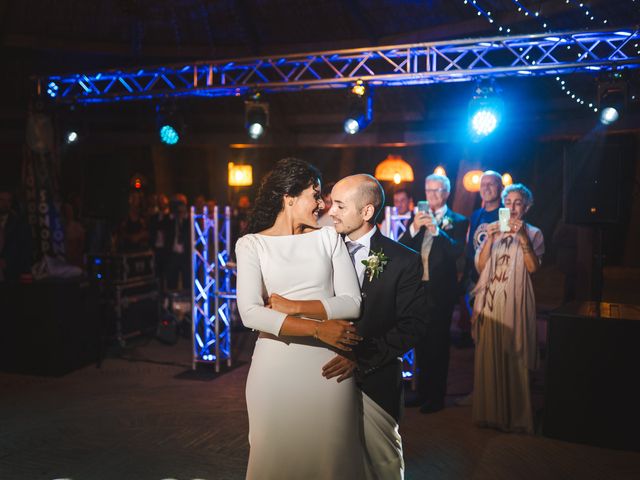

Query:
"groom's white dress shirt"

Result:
[[346, 226, 377, 287]]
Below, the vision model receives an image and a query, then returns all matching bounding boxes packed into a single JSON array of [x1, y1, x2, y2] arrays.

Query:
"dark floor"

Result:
[[2, 324, 640, 480]]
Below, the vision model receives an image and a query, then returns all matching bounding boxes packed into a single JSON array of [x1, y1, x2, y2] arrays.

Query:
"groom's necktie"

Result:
[[346, 241, 364, 266]]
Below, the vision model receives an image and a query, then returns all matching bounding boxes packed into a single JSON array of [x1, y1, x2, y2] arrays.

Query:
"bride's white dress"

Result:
[[236, 227, 366, 479]]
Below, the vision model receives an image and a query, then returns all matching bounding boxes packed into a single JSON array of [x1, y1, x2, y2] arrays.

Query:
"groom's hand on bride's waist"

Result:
[[322, 354, 357, 383]]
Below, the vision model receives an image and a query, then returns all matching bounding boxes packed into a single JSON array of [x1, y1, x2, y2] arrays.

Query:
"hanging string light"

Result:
[[565, 0, 607, 26], [461, 0, 614, 115], [463, 0, 508, 31], [508, 0, 549, 30]]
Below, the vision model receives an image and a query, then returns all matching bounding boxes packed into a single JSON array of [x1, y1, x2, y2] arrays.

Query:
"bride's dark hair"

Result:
[[246, 158, 322, 234]]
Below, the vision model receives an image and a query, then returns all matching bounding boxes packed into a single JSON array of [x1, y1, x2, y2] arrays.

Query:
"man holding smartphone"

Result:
[[464, 171, 504, 287], [455, 171, 505, 351], [399, 173, 468, 414]]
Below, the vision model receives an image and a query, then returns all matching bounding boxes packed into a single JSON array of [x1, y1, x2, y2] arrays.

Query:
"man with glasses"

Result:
[[399, 174, 468, 414]]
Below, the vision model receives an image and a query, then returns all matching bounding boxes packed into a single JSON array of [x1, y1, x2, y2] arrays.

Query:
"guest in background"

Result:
[[0, 188, 32, 282], [149, 193, 171, 291], [166, 194, 190, 291], [194, 194, 206, 215], [399, 174, 468, 414], [458, 170, 504, 347], [380, 187, 414, 240], [118, 192, 149, 252], [317, 181, 336, 227], [464, 171, 504, 288], [472, 183, 544, 434]]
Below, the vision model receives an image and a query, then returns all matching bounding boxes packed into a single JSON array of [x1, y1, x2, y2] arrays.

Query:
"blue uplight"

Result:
[[47, 81, 59, 98], [160, 124, 180, 145], [471, 109, 498, 136], [344, 118, 360, 135], [600, 107, 619, 125]]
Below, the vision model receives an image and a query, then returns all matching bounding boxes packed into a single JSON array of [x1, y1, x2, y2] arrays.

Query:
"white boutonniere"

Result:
[[361, 249, 389, 282], [440, 215, 454, 231]]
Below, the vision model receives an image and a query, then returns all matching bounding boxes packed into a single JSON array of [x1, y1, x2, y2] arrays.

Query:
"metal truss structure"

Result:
[[40, 28, 640, 104], [191, 206, 234, 372], [382, 206, 416, 388]]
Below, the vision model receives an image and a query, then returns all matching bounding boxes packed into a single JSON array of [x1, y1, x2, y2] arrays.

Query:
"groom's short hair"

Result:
[[354, 174, 385, 224]]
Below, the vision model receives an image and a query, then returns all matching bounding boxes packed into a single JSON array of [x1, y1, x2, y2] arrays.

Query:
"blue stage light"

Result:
[[344, 118, 360, 135], [343, 81, 372, 135], [245, 95, 269, 139], [160, 124, 180, 145], [471, 109, 498, 136], [600, 107, 619, 125], [468, 82, 503, 140], [47, 81, 59, 98]]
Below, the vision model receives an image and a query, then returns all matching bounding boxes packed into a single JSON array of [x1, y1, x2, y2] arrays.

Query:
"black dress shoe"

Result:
[[419, 402, 444, 414]]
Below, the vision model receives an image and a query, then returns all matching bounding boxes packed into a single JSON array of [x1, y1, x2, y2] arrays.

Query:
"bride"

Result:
[[235, 158, 366, 479]]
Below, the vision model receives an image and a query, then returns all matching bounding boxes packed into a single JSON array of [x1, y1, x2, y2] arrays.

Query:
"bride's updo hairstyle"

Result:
[[246, 157, 322, 234]]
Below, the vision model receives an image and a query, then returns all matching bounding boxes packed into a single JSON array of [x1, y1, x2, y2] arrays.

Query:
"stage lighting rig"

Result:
[[468, 81, 503, 139], [344, 80, 372, 135], [598, 71, 628, 125], [245, 93, 269, 140]]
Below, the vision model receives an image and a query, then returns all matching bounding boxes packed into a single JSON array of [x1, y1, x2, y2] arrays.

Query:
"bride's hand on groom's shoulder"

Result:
[[316, 320, 362, 352], [322, 353, 357, 383]]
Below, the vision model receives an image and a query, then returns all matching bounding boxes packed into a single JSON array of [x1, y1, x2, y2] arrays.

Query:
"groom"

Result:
[[322, 174, 428, 480]]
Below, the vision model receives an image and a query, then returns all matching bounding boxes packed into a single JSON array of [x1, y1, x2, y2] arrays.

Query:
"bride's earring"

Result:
[[288, 200, 294, 206]]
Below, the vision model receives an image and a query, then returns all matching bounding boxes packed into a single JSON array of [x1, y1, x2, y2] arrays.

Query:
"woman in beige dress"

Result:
[[471, 183, 544, 434]]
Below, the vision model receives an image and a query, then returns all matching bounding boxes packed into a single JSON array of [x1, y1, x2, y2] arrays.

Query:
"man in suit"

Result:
[[322, 174, 428, 480], [399, 173, 468, 414], [379, 187, 414, 239]]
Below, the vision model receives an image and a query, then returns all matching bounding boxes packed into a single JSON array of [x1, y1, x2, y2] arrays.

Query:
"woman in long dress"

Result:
[[235, 158, 366, 479], [471, 183, 544, 434]]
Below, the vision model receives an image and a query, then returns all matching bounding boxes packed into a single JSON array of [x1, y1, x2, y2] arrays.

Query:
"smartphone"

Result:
[[417, 200, 430, 213], [499, 207, 511, 232]]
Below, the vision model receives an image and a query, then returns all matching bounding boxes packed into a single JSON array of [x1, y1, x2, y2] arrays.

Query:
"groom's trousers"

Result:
[[362, 392, 404, 480]]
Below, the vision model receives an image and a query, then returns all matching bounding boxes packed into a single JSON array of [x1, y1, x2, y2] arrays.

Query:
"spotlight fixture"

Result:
[[156, 104, 184, 145], [344, 80, 372, 135], [65, 130, 79, 144], [598, 71, 628, 126], [160, 124, 180, 145], [468, 81, 503, 139], [245, 93, 269, 140]]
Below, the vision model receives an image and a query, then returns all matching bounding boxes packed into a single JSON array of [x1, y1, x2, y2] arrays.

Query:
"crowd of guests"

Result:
[[371, 171, 543, 434], [4, 168, 544, 433], [0, 185, 251, 293], [117, 191, 250, 291]]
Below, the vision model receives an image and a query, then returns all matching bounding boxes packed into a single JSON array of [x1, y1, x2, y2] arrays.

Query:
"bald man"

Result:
[[322, 174, 428, 480]]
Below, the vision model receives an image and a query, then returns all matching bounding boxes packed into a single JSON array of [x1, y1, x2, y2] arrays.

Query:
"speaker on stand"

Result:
[[562, 138, 629, 302]]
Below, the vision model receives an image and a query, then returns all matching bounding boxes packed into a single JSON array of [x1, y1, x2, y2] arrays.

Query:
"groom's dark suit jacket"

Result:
[[354, 229, 429, 422]]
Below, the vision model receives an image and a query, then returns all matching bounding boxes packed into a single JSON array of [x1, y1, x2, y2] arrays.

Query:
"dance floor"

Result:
[[2, 323, 639, 480]]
